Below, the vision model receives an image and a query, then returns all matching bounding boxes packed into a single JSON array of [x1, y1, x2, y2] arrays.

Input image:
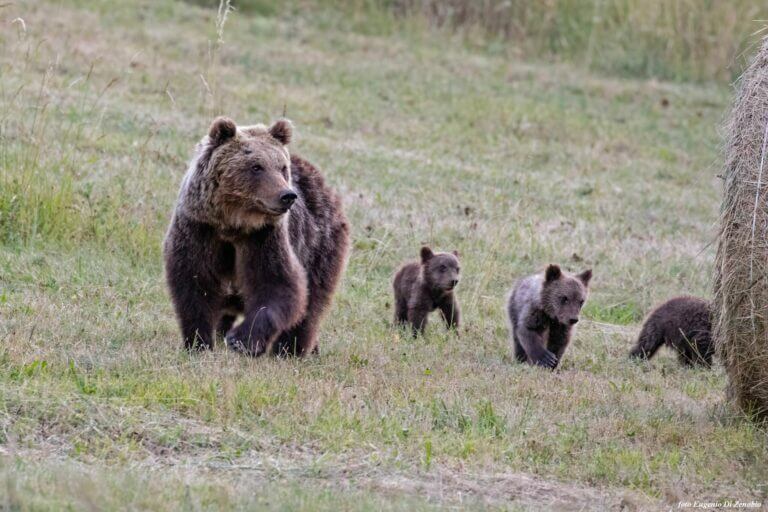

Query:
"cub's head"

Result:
[[203, 116, 297, 229], [540, 264, 592, 326], [420, 246, 461, 293]]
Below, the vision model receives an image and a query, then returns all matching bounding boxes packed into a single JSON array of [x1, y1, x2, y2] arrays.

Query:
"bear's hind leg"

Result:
[[629, 322, 664, 360], [677, 332, 712, 367], [513, 332, 528, 363], [274, 318, 319, 357], [394, 297, 409, 325]]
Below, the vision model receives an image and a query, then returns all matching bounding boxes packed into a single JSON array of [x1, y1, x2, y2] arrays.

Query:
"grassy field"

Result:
[[1, 0, 767, 510]]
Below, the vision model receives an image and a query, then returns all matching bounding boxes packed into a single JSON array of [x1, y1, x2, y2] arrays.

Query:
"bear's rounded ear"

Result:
[[420, 246, 434, 264], [544, 264, 562, 282], [269, 118, 293, 145], [578, 269, 592, 286], [209, 116, 237, 146], [452, 250, 460, 258]]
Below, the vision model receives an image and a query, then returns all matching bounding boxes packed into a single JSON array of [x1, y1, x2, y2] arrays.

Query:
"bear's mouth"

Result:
[[253, 200, 290, 216]]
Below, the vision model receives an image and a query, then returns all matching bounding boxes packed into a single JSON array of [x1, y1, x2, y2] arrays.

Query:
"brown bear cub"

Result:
[[629, 296, 713, 367], [393, 246, 461, 335], [163, 117, 349, 357], [506, 264, 592, 369]]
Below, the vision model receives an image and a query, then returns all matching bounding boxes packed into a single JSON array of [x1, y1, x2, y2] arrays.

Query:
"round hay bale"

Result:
[[714, 37, 768, 420]]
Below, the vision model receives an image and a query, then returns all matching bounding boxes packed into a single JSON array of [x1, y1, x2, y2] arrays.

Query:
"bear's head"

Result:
[[540, 264, 592, 326], [420, 246, 461, 293], [200, 116, 297, 230]]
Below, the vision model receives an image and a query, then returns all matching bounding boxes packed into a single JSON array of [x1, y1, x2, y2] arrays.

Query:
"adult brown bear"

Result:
[[163, 117, 349, 356]]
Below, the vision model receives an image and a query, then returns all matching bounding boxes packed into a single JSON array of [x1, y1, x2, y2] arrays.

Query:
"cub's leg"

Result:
[[677, 331, 712, 367], [394, 296, 409, 325], [512, 331, 528, 363], [438, 296, 460, 330], [546, 323, 570, 367], [517, 326, 558, 369], [407, 306, 429, 336], [629, 322, 665, 360]]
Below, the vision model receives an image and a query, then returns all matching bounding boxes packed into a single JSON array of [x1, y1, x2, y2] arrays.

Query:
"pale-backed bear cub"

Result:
[[506, 264, 592, 369], [629, 296, 713, 367], [393, 246, 461, 336]]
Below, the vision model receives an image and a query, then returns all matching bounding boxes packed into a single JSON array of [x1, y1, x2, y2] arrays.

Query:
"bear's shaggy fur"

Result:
[[506, 264, 592, 369], [392, 246, 461, 335], [163, 117, 349, 356], [629, 296, 713, 367]]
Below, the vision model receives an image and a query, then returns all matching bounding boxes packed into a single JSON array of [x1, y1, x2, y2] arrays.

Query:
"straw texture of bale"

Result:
[[714, 37, 768, 420]]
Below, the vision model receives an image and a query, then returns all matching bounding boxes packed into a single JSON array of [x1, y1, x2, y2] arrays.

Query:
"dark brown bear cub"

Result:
[[393, 246, 461, 335], [629, 296, 713, 367], [163, 117, 349, 356], [506, 264, 592, 369]]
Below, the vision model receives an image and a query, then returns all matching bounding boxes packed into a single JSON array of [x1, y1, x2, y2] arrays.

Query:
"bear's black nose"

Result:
[[569, 318, 579, 325], [450, 279, 459, 288], [280, 190, 298, 207]]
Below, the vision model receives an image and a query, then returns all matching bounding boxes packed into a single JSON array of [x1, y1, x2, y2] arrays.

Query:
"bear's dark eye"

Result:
[[243, 148, 253, 155], [560, 296, 569, 305], [439, 265, 447, 272], [281, 165, 289, 177], [456, 267, 461, 273], [251, 165, 263, 173], [579, 299, 585, 306]]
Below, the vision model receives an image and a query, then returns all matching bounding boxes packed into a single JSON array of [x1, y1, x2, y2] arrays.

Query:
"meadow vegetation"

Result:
[[196, 0, 768, 82], [1, 0, 767, 509]]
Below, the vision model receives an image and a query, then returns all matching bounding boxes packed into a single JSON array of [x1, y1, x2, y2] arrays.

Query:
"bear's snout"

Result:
[[279, 190, 298, 209]]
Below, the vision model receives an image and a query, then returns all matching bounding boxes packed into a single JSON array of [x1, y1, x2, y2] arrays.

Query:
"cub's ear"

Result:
[[544, 264, 562, 282], [452, 250, 460, 258], [578, 269, 593, 286], [209, 116, 237, 146], [420, 246, 434, 264], [268, 118, 293, 145]]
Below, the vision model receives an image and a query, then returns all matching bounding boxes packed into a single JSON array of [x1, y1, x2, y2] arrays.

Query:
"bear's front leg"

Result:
[[226, 305, 276, 356], [438, 295, 460, 331], [166, 260, 221, 350], [164, 222, 223, 351], [406, 306, 429, 336], [517, 326, 558, 369], [546, 322, 571, 366], [226, 228, 308, 356]]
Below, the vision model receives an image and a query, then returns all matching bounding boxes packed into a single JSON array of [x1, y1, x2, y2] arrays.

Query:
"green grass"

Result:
[[0, 0, 767, 509], [188, 0, 768, 82]]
